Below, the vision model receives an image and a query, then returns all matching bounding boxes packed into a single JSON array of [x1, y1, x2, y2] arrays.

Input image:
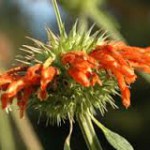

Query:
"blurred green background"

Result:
[[0, 0, 150, 150]]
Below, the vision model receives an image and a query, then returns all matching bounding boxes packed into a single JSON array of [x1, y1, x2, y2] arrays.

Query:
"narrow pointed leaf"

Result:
[[105, 129, 134, 150], [90, 114, 134, 150]]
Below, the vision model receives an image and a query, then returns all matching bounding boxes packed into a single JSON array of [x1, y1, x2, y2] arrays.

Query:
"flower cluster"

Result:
[[0, 41, 150, 117], [62, 42, 150, 108], [61, 51, 102, 87], [0, 64, 59, 117], [90, 42, 150, 107]]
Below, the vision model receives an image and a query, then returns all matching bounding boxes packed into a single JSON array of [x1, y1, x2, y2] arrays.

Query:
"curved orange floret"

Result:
[[0, 64, 58, 117], [38, 66, 59, 100], [90, 42, 150, 108], [61, 51, 102, 87], [17, 87, 34, 118]]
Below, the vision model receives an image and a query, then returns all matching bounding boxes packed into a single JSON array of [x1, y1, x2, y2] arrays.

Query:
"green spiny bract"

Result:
[[17, 22, 118, 125]]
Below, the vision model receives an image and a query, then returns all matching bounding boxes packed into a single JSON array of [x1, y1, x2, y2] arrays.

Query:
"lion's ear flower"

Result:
[[25, 64, 42, 84], [0, 75, 17, 91], [1, 78, 27, 109], [90, 42, 150, 108], [1, 1, 150, 148], [38, 66, 59, 100], [1, 41, 150, 116], [0, 66, 28, 90], [0, 64, 59, 117], [17, 87, 34, 118], [61, 51, 101, 87]]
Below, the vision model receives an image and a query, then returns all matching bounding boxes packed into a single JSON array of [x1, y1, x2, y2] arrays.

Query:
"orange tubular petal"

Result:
[[61, 53, 76, 64], [61, 51, 85, 65], [0, 74, 22, 90], [6, 78, 26, 97], [39, 66, 58, 100], [37, 89, 47, 101], [0, 76, 14, 90], [121, 50, 146, 64], [129, 61, 150, 74], [90, 73, 102, 86], [1, 94, 9, 109], [62, 51, 100, 88], [5, 66, 28, 75], [120, 65, 135, 78], [86, 55, 99, 66], [73, 59, 93, 73], [62, 51, 97, 70], [68, 68, 90, 87], [90, 44, 143, 108], [114, 71, 131, 108], [118, 45, 150, 65], [26, 64, 42, 85], [122, 87, 131, 108], [91, 45, 136, 78], [17, 88, 33, 118], [1, 78, 26, 109], [75, 55, 97, 69], [104, 45, 136, 77]]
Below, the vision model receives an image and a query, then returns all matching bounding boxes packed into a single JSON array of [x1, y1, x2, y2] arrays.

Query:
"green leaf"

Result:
[[64, 139, 71, 150], [104, 127, 134, 150], [90, 114, 134, 150], [52, 0, 67, 38]]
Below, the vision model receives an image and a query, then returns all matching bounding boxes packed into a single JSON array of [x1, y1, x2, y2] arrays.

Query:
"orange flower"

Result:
[[90, 73, 102, 86], [25, 64, 42, 85], [0, 65, 42, 112], [117, 45, 150, 73], [61, 51, 102, 87], [17, 87, 34, 118], [90, 42, 150, 108], [0, 66, 28, 90], [38, 66, 59, 100], [1, 78, 26, 109], [0, 64, 58, 117], [0, 75, 17, 90], [68, 68, 91, 87]]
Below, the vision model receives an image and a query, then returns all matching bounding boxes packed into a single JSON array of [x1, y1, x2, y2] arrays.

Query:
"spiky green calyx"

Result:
[[16, 22, 118, 125]]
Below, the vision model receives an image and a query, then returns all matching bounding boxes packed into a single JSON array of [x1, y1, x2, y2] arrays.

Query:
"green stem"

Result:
[[89, 113, 105, 132], [52, 0, 66, 37], [11, 110, 43, 150], [0, 109, 16, 150], [77, 112, 103, 150]]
